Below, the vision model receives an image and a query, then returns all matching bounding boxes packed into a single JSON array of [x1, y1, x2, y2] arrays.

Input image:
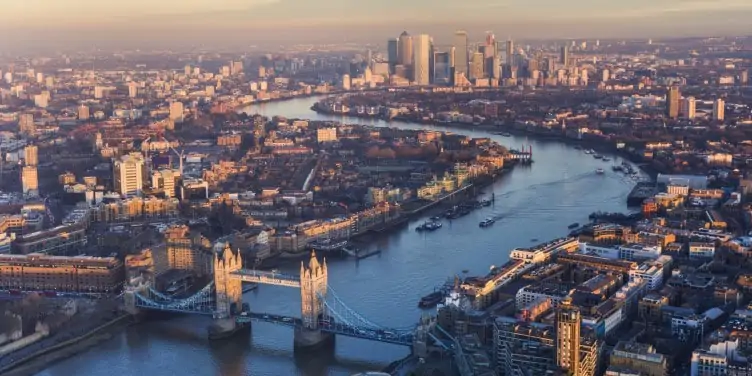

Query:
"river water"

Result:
[[38, 97, 639, 376]]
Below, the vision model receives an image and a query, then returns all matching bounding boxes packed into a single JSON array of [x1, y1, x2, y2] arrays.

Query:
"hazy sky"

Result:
[[2, 0, 751, 50]]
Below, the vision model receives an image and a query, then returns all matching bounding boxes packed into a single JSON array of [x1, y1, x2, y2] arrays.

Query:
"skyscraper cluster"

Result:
[[386, 31, 588, 88]]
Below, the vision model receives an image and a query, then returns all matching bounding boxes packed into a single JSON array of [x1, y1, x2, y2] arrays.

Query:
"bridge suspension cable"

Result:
[[323, 287, 415, 333]]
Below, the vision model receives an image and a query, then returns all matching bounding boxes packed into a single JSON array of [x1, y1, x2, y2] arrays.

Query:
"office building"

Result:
[[21, 166, 39, 197], [169, 101, 185, 123], [470, 52, 485, 80], [397, 31, 413, 73], [114, 153, 146, 197], [682, 96, 696, 119], [666, 86, 681, 119], [165, 225, 213, 276], [505, 39, 515, 66], [413, 34, 431, 85], [78, 104, 90, 120], [608, 341, 667, 376], [317, 128, 338, 143], [433, 50, 453, 86], [0, 253, 124, 293], [387, 38, 399, 73], [713, 98, 725, 122], [560, 45, 569, 66], [152, 169, 177, 198], [19, 113, 35, 135], [24, 145, 38, 166], [454, 30, 469, 77]]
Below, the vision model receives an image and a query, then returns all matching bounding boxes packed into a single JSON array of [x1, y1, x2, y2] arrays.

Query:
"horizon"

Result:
[[2, 0, 751, 53]]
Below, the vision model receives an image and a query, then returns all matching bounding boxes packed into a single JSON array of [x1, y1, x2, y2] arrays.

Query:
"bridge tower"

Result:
[[294, 251, 333, 349], [213, 244, 243, 320]]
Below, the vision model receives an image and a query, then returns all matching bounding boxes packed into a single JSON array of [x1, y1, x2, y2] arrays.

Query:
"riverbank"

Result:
[[0, 315, 130, 376]]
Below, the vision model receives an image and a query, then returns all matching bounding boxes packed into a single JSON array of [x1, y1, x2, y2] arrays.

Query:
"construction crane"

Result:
[[162, 136, 184, 176]]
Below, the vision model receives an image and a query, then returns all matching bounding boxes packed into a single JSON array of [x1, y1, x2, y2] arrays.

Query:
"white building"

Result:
[[114, 153, 145, 197], [578, 242, 620, 259], [619, 244, 662, 261], [341, 74, 351, 90], [515, 284, 572, 309], [628, 261, 665, 290], [689, 242, 715, 259], [691, 339, 739, 376]]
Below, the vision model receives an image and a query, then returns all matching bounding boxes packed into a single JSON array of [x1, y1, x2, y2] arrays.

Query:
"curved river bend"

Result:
[[39, 97, 639, 376]]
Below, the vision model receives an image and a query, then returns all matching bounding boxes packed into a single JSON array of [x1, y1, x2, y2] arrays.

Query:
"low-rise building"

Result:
[[0, 253, 124, 293], [689, 242, 715, 259]]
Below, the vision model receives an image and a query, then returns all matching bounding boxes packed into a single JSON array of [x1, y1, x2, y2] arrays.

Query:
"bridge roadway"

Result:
[[230, 269, 301, 288], [236, 312, 414, 347]]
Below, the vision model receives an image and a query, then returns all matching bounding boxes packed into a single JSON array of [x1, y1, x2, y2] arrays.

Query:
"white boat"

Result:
[[596, 168, 605, 174]]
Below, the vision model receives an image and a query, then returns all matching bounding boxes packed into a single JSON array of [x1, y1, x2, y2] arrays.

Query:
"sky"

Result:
[[1, 0, 751, 51]]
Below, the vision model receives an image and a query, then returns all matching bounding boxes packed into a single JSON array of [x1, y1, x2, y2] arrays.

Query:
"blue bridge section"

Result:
[[132, 278, 416, 347]]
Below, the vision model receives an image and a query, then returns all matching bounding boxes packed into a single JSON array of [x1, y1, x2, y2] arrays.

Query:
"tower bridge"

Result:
[[125, 246, 433, 350]]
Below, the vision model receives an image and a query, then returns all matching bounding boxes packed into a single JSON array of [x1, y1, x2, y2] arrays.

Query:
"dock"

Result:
[[626, 182, 657, 206]]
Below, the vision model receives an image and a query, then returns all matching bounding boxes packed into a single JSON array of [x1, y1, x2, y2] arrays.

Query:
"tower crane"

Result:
[[162, 136, 184, 176]]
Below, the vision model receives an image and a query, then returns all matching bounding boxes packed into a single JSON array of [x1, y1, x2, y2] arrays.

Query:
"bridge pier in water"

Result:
[[294, 251, 333, 350]]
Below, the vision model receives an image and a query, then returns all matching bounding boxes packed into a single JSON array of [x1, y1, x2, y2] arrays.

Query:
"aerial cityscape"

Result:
[[1, 3, 752, 376]]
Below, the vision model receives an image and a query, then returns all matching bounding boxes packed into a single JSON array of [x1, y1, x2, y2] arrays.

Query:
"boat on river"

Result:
[[596, 168, 605, 174], [416, 221, 442, 232], [568, 222, 580, 229]]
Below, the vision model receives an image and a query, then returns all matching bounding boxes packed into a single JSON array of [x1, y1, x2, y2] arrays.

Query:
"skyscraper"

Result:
[[78, 104, 90, 120], [413, 34, 431, 85], [557, 297, 581, 374], [560, 46, 569, 66], [397, 31, 413, 73], [666, 86, 681, 119], [387, 38, 399, 73], [682, 97, 696, 119], [470, 52, 485, 80], [114, 153, 145, 197], [453, 30, 469, 78], [713, 98, 725, 121], [433, 50, 453, 86], [505, 39, 514, 66]]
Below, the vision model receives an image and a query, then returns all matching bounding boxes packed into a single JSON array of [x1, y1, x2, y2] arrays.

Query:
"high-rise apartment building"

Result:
[[397, 31, 413, 72], [713, 98, 725, 121], [413, 34, 431, 85], [22, 166, 39, 197], [128, 82, 139, 98], [493, 317, 559, 376], [682, 96, 696, 119], [19, 113, 35, 135], [387, 38, 399, 73], [24, 145, 38, 167], [114, 153, 145, 197], [560, 45, 570, 66], [666, 86, 681, 119], [453, 30, 469, 77], [557, 297, 581, 373]]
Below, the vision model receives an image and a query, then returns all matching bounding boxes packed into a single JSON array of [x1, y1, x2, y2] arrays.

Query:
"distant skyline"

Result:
[[2, 0, 751, 51]]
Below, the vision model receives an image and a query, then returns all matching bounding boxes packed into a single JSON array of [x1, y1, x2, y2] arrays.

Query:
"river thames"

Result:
[[38, 97, 641, 376]]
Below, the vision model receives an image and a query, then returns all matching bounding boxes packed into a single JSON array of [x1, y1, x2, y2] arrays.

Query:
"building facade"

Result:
[[0, 253, 124, 293]]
